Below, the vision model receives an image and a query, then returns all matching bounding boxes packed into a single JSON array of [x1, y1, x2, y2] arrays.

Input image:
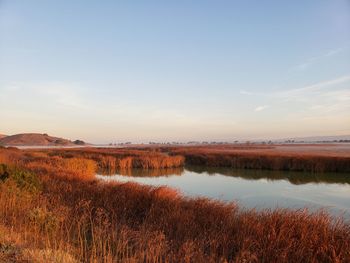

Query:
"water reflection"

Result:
[[97, 166, 350, 216], [99, 167, 184, 177], [186, 166, 350, 185], [100, 166, 350, 185]]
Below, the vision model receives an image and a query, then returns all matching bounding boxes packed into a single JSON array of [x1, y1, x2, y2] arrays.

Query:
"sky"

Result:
[[1, 0, 350, 143]]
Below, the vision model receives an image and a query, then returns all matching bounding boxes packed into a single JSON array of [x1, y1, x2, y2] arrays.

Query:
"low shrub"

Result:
[[0, 164, 41, 194]]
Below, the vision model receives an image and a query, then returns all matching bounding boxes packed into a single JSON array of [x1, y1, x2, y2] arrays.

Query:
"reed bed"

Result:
[[43, 148, 185, 173], [169, 146, 350, 172], [0, 147, 350, 262]]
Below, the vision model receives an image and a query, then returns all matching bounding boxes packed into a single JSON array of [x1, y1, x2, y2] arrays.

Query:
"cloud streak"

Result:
[[254, 105, 268, 112], [273, 75, 350, 100], [294, 47, 345, 71], [241, 75, 350, 98], [1, 81, 87, 110], [241, 75, 350, 118]]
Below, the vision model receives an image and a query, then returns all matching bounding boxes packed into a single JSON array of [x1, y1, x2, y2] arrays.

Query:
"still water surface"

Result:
[[97, 167, 350, 216]]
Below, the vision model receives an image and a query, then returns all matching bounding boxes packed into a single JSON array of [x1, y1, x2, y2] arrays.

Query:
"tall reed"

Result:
[[0, 147, 349, 262]]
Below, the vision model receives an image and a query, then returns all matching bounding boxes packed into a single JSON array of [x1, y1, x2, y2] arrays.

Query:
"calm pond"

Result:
[[97, 166, 350, 216]]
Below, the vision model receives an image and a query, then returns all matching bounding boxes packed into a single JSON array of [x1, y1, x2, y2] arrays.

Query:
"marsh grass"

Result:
[[171, 146, 350, 172], [45, 148, 185, 171], [0, 147, 349, 262]]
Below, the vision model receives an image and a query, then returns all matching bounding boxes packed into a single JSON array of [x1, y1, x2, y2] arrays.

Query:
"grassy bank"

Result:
[[45, 148, 185, 172], [1, 147, 350, 262], [21, 144, 350, 173], [169, 145, 350, 172]]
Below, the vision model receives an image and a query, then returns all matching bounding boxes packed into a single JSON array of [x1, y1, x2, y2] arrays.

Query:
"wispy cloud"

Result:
[[241, 75, 350, 118], [254, 105, 269, 112], [241, 75, 350, 99], [324, 48, 343, 57], [240, 90, 255, 95], [273, 75, 350, 100], [1, 81, 87, 110], [294, 47, 345, 71]]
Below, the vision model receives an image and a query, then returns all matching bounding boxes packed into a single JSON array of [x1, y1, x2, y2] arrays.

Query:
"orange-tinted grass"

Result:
[[0, 147, 350, 262], [170, 146, 350, 172], [41, 148, 185, 171]]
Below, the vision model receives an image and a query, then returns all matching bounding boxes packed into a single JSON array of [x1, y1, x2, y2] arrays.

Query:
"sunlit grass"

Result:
[[171, 146, 350, 172], [0, 147, 349, 262]]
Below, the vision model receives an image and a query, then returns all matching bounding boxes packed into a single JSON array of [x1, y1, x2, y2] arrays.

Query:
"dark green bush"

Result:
[[0, 164, 42, 194], [0, 163, 10, 181]]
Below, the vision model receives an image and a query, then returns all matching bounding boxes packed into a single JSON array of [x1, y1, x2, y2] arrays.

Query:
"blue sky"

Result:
[[1, 0, 350, 143]]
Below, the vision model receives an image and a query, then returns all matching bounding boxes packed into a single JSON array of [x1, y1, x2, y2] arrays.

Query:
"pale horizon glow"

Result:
[[1, 1, 350, 143]]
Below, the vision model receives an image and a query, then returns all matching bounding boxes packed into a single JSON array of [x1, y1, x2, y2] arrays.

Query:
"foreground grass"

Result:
[[0, 147, 350, 262]]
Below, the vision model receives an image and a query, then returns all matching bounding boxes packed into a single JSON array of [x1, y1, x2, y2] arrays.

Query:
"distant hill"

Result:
[[0, 133, 86, 146], [0, 134, 7, 139]]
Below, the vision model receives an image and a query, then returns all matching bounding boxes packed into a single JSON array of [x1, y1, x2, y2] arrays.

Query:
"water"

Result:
[[97, 166, 350, 216]]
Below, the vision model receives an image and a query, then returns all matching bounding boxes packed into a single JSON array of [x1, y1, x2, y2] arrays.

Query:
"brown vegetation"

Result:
[[169, 145, 350, 172], [43, 147, 185, 172], [0, 147, 350, 262], [116, 167, 184, 177], [24, 144, 350, 173]]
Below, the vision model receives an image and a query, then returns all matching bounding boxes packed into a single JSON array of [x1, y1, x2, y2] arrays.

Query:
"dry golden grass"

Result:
[[0, 147, 350, 262], [169, 145, 350, 172], [40, 147, 185, 173], [22, 249, 79, 263], [37, 144, 350, 172], [115, 167, 184, 177]]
